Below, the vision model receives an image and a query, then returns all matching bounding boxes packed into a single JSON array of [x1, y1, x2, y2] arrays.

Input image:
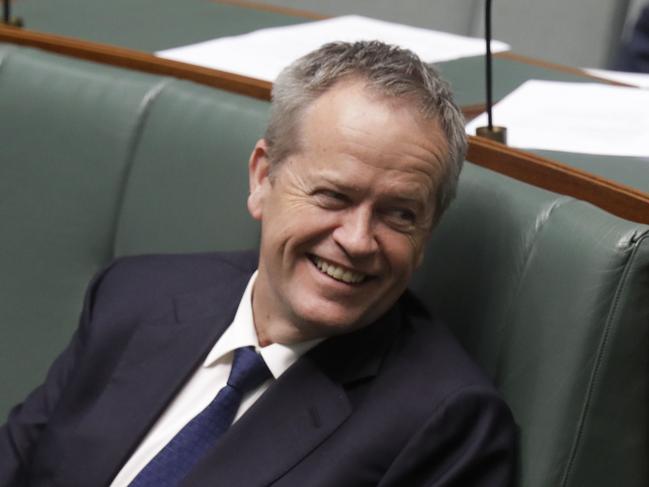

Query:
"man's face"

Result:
[[248, 80, 448, 345]]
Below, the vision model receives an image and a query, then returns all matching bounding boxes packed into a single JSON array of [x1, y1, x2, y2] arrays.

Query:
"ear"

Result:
[[247, 139, 272, 221], [414, 230, 432, 269], [415, 249, 425, 269]]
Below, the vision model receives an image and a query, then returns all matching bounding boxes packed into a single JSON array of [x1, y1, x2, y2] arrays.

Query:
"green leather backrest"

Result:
[[0, 44, 265, 421], [112, 79, 266, 256], [1, 43, 647, 487], [0, 45, 161, 413], [412, 164, 649, 487]]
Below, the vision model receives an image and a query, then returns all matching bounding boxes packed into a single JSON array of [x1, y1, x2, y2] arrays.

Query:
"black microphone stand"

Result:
[[476, 0, 507, 143], [2, 0, 24, 27], [3, 0, 9, 24]]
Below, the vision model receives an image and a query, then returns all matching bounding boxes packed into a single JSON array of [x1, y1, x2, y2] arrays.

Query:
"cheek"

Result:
[[379, 232, 426, 276], [287, 193, 343, 224], [266, 202, 340, 252]]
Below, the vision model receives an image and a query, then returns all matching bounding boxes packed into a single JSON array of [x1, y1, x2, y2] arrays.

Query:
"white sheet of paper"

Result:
[[584, 68, 649, 90], [465, 80, 649, 158], [156, 15, 509, 82]]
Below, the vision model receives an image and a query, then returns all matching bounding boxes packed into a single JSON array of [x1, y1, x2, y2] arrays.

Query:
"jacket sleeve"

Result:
[[378, 385, 518, 487], [0, 268, 108, 486]]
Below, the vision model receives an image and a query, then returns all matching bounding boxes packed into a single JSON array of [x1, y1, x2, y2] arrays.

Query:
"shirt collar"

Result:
[[202, 270, 323, 379]]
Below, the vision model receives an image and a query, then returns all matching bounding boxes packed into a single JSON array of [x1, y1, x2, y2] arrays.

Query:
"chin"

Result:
[[290, 298, 374, 338]]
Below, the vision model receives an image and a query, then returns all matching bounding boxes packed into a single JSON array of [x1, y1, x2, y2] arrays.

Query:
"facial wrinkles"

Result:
[[333, 86, 447, 162], [317, 180, 427, 265], [287, 144, 435, 243], [262, 163, 318, 276], [306, 117, 436, 200], [340, 118, 445, 171], [352, 155, 432, 207], [330, 110, 445, 210], [276, 163, 419, 272], [370, 144, 440, 231], [335, 153, 435, 231], [296, 82, 438, 244], [273, 159, 318, 211], [341, 139, 438, 193]]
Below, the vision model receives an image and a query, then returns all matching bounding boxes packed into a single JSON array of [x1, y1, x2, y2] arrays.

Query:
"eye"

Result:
[[382, 208, 418, 230], [313, 189, 349, 209]]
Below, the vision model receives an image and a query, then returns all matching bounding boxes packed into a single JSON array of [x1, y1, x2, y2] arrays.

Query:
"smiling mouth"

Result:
[[309, 255, 369, 285]]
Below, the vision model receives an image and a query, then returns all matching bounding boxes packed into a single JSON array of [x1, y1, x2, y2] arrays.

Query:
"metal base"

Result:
[[476, 126, 507, 144], [2, 17, 23, 27]]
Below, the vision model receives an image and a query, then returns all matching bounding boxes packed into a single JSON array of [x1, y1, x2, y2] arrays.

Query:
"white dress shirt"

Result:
[[110, 271, 322, 486]]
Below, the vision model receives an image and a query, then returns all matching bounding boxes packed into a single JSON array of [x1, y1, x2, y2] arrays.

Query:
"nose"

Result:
[[332, 206, 379, 258]]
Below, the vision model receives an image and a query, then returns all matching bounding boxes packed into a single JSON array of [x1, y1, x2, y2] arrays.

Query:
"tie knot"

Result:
[[227, 346, 271, 393]]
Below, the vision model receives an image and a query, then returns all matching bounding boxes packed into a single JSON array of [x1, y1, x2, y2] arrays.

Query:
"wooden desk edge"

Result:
[[0, 25, 273, 100], [2, 26, 647, 225], [468, 137, 649, 224]]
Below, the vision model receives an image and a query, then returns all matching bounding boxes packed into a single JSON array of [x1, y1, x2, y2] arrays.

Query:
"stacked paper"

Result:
[[466, 80, 649, 158], [157, 15, 509, 82]]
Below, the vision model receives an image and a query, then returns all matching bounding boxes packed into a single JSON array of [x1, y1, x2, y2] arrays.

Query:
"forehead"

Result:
[[291, 80, 448, 198]]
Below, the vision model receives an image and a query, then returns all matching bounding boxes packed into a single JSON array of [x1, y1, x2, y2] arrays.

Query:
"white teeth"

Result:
[[312, 256, 366, 284]]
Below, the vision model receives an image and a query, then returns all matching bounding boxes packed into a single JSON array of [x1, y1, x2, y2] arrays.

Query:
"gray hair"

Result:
[[265, 40, 467, 224]]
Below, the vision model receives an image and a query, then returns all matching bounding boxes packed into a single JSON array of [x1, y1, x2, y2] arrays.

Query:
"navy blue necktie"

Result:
[[128, 346, 271, 487]]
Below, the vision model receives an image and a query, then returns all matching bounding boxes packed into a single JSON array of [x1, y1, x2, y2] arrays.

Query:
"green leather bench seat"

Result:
[[0, 43, 267, 420], [1, 43, 647, 487], [412, 164, 649, 487]]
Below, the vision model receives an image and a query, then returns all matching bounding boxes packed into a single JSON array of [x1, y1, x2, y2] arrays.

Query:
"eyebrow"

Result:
[[317, 174, 428, 210], [317, 175, 363, 195]]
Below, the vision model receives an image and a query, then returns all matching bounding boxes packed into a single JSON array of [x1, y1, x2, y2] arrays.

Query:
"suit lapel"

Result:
[[64, 268, 252, 487], [183, 355, 352, 487], [182, 305, 403, 487], [63, 256, 404, 487]]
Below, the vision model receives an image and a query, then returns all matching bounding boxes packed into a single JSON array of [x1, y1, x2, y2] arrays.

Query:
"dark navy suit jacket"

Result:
[[615, 4, 649, 72], [0, 251, 516, 486]]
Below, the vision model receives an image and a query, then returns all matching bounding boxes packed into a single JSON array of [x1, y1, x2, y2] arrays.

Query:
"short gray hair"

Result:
[[265, 40, 467, 224]]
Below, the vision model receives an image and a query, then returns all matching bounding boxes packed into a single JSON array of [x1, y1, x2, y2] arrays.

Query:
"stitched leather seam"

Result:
[[108, 78, 171, 259], [560, 230, 649, 486], [0, 43, 18, 78], [493, 195, 573, 384], [0, 43, 14, 73]]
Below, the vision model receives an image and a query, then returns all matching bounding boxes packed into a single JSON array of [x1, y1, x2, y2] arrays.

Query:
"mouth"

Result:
[[309, 255, 370, 285]]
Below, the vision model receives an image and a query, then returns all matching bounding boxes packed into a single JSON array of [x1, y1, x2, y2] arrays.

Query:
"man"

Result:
[[615, 3, 649, 73], [0, 41, 516, 486]]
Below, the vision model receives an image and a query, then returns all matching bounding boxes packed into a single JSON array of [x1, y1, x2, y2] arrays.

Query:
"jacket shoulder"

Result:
[[389, 291, 505, 410], [90, 251, 256, 315]]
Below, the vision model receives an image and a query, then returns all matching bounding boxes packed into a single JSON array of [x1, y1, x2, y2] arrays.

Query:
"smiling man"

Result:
[[0, 42, 516, 486], [249, 78, 447, 345]]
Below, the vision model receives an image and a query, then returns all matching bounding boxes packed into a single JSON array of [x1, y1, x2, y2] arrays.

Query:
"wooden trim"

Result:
[[212, 0, 328, 20], [2, 26, 647, 223], [0, 26, 492, 122], [467, 136, 649, 224], [0, 25, 273, 100]]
